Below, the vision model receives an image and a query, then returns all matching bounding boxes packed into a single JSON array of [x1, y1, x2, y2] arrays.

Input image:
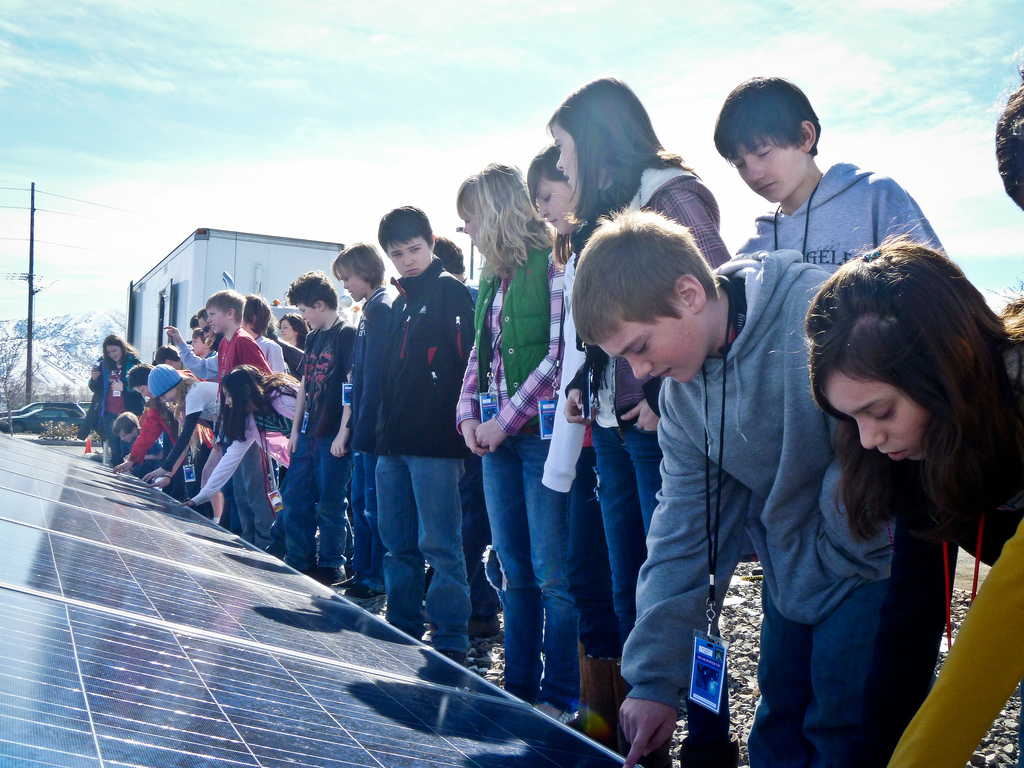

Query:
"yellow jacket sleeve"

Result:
[[889, 514, 1024, 767]]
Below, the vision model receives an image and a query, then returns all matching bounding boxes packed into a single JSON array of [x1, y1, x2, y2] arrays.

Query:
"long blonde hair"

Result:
[[457, 164, 553, 280]]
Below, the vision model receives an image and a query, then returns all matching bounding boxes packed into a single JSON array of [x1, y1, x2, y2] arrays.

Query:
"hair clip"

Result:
[[863, 249, 881, 262]]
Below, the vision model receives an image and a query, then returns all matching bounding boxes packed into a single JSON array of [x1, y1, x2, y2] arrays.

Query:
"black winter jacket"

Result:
[[376, 258, 474, 458]]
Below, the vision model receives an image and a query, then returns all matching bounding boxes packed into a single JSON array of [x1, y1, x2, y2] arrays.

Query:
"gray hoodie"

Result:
[[736, 162, 941, 270], [622, 249, 892, 708]]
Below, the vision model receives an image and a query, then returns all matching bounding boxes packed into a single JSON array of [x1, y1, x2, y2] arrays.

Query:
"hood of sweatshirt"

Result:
[[737, 162, 941, 268], [668, 247, 890, 621]]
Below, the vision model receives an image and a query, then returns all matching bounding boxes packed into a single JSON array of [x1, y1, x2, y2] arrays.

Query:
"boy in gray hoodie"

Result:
[[714, 76, 941, 267], [572, 209, 891, 768]]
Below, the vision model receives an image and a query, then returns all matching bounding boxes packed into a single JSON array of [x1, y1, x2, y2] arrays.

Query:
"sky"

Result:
[[0, 0, 1023, 321]]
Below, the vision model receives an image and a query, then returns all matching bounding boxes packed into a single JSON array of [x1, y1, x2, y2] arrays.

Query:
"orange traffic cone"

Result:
[[84, 437, 92, 455]]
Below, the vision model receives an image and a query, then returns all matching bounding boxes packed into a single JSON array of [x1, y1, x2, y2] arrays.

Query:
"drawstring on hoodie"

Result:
[[773, 178, 820, 254]]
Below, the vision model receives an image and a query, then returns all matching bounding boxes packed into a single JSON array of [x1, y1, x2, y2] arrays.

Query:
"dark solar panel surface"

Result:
[[0, 437, 621, 767]]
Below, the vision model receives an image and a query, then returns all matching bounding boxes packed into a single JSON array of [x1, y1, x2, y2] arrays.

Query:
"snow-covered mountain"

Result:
[[0, 310, 126, 392]]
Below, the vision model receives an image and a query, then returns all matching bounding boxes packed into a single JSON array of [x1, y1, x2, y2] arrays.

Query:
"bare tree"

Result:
[[0, 337, 27, 433]]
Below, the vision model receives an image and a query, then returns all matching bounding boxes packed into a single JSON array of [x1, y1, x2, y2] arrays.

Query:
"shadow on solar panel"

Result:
[[0, 437, 623, 767]]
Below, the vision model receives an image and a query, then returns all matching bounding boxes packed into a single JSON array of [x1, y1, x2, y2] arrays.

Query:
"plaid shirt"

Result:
[[458, 256, 564, 436]]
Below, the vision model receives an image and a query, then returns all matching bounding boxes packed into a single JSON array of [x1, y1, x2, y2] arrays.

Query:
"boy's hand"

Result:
[[620, 698, 677, 768], [564, 388, 593, 425], [164, 326, 184, 345], [112, 459, 133, 474], [624, 399, 660, 433], [474, 418, 508, 453], [460, 419, 487, 457], [330, 427, 349, 457], [143, 467, 169, 483]]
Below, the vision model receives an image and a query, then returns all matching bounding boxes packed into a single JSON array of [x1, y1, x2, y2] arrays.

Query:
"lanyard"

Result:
[[773, 179, 820, 255]]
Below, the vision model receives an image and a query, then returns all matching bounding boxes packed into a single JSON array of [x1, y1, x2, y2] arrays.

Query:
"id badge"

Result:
[[342, 383, 352, 407], [480, 393, 498, 423], [689, 629, 729, 714], [112, 389, 121, 398], [538, 399, 557, 440], [268, 490, 284, 513], [182, 464, 196, 483], [301, 412, 309, 434]]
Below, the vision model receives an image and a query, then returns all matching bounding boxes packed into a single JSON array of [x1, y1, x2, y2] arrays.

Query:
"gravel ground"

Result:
[[344, 561, 1021, 767]]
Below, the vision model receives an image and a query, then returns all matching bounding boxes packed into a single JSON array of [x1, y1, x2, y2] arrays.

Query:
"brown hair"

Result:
[[101, 334, 140, 368], [243, 294, 273, 336], [806, 238, 1024, 540], [286, 271, 338, 311], [548, 77, 692, 225], [527, 144, 574, 267], [111, 412, 139, 437], [573, 209, 717, 345], [332, 242, 386, 288], [206, 289, 245, 319]]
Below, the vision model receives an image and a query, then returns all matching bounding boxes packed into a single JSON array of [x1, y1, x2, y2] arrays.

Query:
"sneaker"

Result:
[[437, 649, 467, 666], [534, 702, 574, 725], [301, 566, 340, 586], [343, 580, 385, 600], [468, 615, 501, 638]]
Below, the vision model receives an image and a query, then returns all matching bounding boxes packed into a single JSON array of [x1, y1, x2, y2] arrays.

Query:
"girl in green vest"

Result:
[[456, 163, 578, 721]]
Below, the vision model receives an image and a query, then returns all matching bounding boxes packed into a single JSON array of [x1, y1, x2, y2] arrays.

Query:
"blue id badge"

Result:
[[689, 629, 728, 714], [342, 383, 352, 406], [538, 399, 557, 440], [182, 464, 196, 483], [301, 412, 309, 434], [480, 393, 498, 423]]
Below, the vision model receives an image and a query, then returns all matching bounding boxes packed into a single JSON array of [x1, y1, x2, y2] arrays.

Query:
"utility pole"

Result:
[[26, 182, 34, 403]]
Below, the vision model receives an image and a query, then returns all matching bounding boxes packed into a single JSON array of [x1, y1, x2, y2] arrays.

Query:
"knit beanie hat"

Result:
[[148, 364, 183, 398]]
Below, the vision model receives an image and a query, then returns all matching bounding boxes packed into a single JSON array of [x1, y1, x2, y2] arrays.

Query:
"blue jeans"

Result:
[[749, 579, 889, 767], [482, 433, 578, 711], [567, 445, 620, 659], [590, 424, 662, 644], [281, 432, 353, 572], [376, 454, 471, 653], [461, 453, 500, 620], [351, 451, 385, 590]]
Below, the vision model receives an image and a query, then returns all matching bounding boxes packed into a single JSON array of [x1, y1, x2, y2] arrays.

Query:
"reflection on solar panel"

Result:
[[0, 437, 622, 767]]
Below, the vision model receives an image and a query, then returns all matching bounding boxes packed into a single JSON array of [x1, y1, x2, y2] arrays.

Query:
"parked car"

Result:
[[0, 402, 87, 434]]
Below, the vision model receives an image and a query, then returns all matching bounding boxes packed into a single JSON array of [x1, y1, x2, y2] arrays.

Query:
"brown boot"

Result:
[[572, 646, 623, 749]]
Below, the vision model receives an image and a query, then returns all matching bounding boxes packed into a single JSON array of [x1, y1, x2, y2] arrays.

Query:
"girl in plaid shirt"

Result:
[[456, 163, 578, 721]]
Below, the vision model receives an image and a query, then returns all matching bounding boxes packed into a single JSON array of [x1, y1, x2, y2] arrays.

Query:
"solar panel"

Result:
[[0, 436, 623, 767]]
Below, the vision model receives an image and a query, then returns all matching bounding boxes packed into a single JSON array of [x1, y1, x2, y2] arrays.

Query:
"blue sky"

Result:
[[0, 0, 1022, 320]]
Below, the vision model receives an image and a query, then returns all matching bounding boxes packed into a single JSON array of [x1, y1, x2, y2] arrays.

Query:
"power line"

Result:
[[0, 187, 29, 192], [35, 208, 147, 228], [35, 189, 152, 218], [33, 239, 134, 258], [0, 205, 30, 211]]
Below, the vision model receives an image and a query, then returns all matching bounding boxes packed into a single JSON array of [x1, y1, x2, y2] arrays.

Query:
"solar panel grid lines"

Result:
[[0, 437, 625, 768]]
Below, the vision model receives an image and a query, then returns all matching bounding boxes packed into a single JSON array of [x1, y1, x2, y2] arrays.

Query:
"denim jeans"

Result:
[[567, 445, 620, 659], [460, 453, 500, 620], [351, 451, 385, 590], [376, 454, 471, 653], [281, 432, 353, 572], [590, 424, 662, 645], [748, 579, 889, 767], [482, 433, 578, 711], [233, 441, 277, 551]]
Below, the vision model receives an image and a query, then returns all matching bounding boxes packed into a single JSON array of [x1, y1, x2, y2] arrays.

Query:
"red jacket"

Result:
[[130, 406, 173, 464]]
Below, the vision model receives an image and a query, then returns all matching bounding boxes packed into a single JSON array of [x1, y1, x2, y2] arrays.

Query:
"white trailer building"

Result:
[[127, 228, 344, 364]]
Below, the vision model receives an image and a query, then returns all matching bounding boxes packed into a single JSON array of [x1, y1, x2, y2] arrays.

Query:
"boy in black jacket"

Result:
[[375, 206, 475, 663]]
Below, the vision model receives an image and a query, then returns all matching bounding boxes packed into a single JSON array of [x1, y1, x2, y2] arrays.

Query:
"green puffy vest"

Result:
[[474, 248, 552, 406]]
